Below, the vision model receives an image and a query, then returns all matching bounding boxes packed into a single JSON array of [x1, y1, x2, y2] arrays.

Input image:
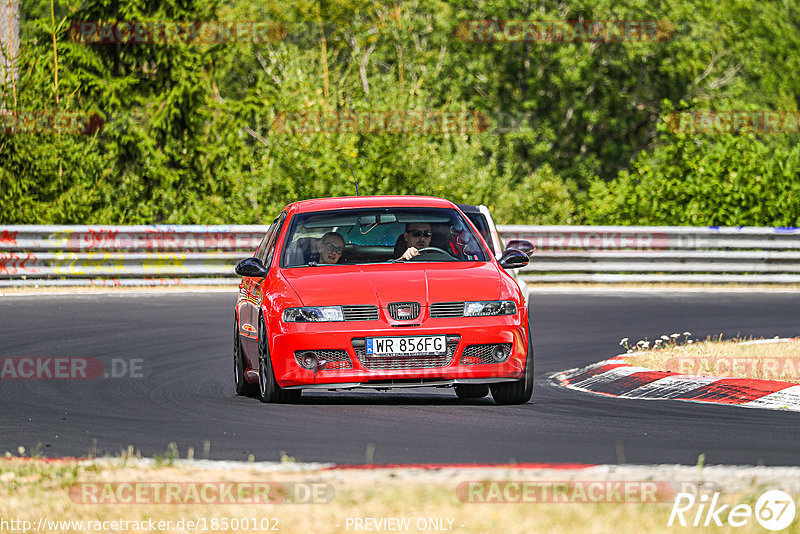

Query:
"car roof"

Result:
[[285, 195, 458, 214]]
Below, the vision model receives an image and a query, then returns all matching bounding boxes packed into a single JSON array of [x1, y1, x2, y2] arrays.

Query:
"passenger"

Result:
[[315, 231, 345, 264], [398, 222, 432, 260]]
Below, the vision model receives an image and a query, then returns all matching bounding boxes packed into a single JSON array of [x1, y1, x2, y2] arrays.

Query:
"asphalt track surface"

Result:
[[1, 290, 799, 466]]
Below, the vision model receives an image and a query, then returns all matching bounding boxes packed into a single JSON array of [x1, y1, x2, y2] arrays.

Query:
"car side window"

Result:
[[254, 233, 270, 262], [464, 213, 494, 255], [260, 212, 287, 267], [254, 219, 279, 262]]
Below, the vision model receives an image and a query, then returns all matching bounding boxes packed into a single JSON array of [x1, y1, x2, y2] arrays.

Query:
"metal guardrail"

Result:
[[0, 225, 269, 252], [2, 225, 800, 286], [498, 225, 800, 283], [0, 226, 267, 287]]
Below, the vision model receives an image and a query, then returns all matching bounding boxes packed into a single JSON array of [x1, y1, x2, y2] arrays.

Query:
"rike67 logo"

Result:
[[669, 489, 796, 531]]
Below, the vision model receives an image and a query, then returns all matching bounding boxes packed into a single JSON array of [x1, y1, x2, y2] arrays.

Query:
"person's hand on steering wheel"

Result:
[[401, 246, 451, 261], [400, 247, 420, 260]]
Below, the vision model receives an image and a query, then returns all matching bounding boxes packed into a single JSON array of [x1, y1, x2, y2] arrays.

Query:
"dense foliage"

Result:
[[1, 0, 798, 225]]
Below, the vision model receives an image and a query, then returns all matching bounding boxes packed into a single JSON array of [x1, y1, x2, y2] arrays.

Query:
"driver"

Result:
[[398, 222, 432, 260]]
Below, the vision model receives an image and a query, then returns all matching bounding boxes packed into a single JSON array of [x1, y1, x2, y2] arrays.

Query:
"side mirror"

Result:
[[506, 239, 536, 256], [235, 257, 268, 278], [498, 249, 529, 270]]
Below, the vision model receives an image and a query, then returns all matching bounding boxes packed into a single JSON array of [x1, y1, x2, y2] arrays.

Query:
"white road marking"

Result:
[[744, 385, 800, 412], [622, 376, 719, 398]]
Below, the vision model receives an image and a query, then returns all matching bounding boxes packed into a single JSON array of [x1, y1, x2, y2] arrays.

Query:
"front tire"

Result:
[[490, 329, 534, 405], [234, 314, 257, 396], [257, 316, 301, 403]]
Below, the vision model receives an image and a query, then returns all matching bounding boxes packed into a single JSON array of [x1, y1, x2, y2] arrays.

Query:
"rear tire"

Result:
[[454, 384, 489, 399], [490, 329, 534, 405], [234, 314, 257, 396], [257, 316, 301, 403]]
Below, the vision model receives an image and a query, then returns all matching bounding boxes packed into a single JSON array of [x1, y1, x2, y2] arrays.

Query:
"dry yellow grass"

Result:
[[2, 458, 800, 533], [623, 337, 800, 382]]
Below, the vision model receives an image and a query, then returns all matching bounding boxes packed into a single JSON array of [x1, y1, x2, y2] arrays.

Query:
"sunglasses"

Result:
[[322, 242, 344, 254], [410, 230, 432, 238]]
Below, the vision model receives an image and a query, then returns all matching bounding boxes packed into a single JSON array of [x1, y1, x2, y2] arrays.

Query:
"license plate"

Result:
[[366, 335, 446, 356]]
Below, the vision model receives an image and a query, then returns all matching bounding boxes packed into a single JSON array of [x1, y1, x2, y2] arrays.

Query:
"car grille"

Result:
[[341, 305, 379, 321], [294, 350, 353, 370], [351, 336, 459, 370], [430, 302, 465, 318], [388, 302, 420, 321], [460, 343, 512, 364]]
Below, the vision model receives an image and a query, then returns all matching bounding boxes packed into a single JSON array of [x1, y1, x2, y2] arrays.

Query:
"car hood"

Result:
[[281, 262, 504, 307]]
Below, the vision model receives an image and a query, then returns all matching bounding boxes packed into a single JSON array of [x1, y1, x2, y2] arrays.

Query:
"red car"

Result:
[[233, 196, 533, 404]]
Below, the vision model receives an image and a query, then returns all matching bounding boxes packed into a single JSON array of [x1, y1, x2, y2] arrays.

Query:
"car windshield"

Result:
[[281, 207, 489, 267]]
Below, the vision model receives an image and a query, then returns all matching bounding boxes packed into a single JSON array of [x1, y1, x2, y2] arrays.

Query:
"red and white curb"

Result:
[[551, 338, 800, 412]]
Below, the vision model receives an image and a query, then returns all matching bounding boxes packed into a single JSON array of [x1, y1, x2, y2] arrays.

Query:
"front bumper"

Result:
[[269, 318, 529, 389], [282, 377, 520, 391]]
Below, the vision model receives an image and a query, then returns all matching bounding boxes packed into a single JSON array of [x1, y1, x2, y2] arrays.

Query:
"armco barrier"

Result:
[[0, 226, 268, 287], [2, 225, 800, 286], [0, 225, 268, 252], [498, 225, 800, 283]]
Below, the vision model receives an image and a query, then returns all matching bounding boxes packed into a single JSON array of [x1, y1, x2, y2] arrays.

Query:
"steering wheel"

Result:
[[416, 246, 451, 255]]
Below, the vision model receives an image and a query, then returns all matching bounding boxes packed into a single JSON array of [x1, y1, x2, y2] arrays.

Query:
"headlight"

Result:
[[463, 300, 517, 316], [282, 306, 344, 322]]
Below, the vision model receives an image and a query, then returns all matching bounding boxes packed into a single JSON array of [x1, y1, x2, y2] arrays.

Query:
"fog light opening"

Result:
[[300, 351, 317, 369], [492, 345, 509, 362]]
